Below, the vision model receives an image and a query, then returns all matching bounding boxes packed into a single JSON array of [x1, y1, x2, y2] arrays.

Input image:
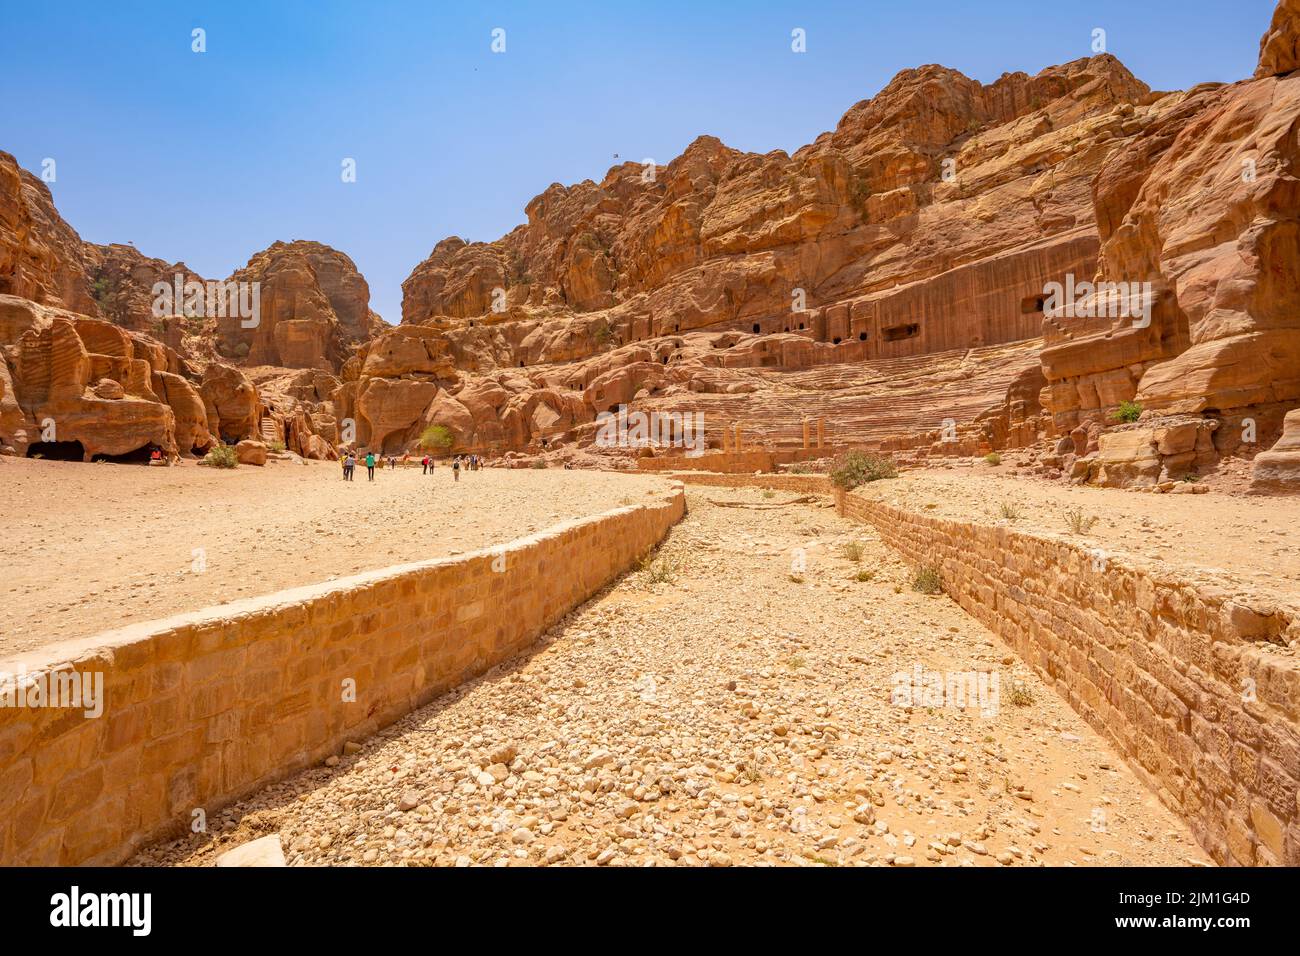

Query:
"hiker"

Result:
[[421, 454, 429, 475], [340, 454, 348, 480], [452, 455, 461, 482], [365, 451, 376, 481], [345, 453, 356, 481]]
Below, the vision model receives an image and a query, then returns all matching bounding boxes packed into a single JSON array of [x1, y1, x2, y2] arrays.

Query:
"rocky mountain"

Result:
[[1, 0, 1297, 491]]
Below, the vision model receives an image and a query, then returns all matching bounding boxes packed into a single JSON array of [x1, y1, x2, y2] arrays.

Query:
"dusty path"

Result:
[[135, 486, 1207, 867], [0, 457, 667, 654]]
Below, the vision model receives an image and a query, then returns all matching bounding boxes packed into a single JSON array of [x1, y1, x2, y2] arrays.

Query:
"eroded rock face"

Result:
[[1035, 3, 1300, 487], [1250, 408, 1300, 492], [1257, 0, 1300, 77], [79, 242, 209, 341], [388, 56, 1166, 455], [199, 363, 259, 443], [0, 295, 201, 459], [221, 241, 386, 370], [0, 151, 97, 316]]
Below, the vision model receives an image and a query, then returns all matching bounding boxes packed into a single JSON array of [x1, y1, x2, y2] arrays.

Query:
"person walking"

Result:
[[421, 454, 429, 475], [365, 451, 376, 482], [345, 452, 356, 481], [452, 455, 461, 482]]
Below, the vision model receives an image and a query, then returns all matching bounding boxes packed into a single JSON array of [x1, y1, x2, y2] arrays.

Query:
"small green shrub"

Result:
[[984, 452, 1001, 466], [204, 445, 238, 469], [830, 451, 897, 490], [854, 568, 875, 583], [531, 459, 548, 469], [1112, 400, 1142, 424], [266, 440, 286, 454], [841, 541, 865, 562], [997, 501, 1023, 521], [911, 566, 943, 594]]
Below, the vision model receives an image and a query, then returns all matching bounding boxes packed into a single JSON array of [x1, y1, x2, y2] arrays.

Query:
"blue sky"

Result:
[[0, 0, 1277, 322]]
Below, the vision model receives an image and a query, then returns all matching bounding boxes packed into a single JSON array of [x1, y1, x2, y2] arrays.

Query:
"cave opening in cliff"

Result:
[[26, 440, 86, 462], [519, 361, 525, 367], [752, 324, 760, 333], [91, 444, 156, 464], [1021, 294, 1047, 314], [883, 323, 920, 342], [859, 332, 868, 341]]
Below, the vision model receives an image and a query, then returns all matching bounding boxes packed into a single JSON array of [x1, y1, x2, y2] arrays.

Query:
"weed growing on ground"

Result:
[[1065, 507, 1098, 534], [912, 565, 942, 594]]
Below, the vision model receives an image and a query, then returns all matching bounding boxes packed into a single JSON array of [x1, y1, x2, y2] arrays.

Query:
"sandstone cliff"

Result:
[[0, 151, 98, 317], [222, 240, 387, 371], [383, 56, 1161, 457]]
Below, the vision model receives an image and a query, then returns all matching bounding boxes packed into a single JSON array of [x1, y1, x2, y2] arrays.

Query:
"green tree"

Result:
[[419, 424, 454, 454]]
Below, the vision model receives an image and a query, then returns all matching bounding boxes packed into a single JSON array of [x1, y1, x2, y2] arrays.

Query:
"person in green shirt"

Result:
[[365, 452, 376, 481]]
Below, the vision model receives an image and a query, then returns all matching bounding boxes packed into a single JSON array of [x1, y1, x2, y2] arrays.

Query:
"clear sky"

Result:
[[0, 0, 1277, 322]]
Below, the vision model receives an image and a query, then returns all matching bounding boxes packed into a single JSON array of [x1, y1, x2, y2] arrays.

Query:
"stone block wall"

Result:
[[0, 485, 685, 865], [837, 488, 1300, 866], [669, 472, 833, 494]]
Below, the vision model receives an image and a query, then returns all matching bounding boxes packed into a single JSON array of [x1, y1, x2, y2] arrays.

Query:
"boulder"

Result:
[[235, 439, 268, 466], [214, 834, 286, 867], [1250, 407, 1300, 493]]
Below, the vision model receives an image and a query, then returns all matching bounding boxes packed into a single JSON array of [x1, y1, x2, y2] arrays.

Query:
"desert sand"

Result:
[[861, 467, 1300, 607], [0, 457, 668, 655]]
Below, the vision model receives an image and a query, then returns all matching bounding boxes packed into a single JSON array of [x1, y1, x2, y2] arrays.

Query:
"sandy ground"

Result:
[[861, 467, 1300, 608], [0, 457, 668, 655], [135, 486, 1207, 867]]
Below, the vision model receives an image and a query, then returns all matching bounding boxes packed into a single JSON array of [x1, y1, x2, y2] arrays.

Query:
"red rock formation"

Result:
[[80, 242, 209, 343], [1257, 0, 1300, 77], [1040, 2, 1300, 488], [0, 294, 203, 459], [222, 241, 387, 371], [391, 56, 1164, 456], [0, 151, 97, 316]]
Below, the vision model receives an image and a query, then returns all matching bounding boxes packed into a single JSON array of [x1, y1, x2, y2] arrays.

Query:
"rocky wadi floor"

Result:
[[134, 485, 1208, 867], [0, 457, 668, 655]]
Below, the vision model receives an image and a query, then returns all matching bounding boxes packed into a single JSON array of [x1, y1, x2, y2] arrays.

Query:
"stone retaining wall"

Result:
[[668, 472, 833, 494], [837, 488, 1300, 866], [0, 484, 685, 865]]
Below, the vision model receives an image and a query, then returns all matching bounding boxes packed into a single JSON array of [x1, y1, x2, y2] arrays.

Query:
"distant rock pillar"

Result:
[[817, 418, 826, 448], [802, 419, 811, 449], [734, 423, 743, 451]]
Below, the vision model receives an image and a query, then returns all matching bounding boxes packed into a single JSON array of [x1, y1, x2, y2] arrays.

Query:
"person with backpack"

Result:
[[365, 451, 376, 481], [452, 455, 461, 482], [421, 455, 429, 475]]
